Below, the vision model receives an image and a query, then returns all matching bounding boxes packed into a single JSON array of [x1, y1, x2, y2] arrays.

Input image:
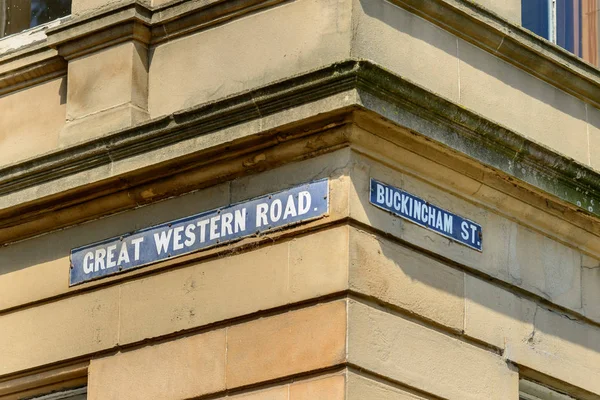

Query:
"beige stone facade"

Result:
[[1, 0, 600, 399]]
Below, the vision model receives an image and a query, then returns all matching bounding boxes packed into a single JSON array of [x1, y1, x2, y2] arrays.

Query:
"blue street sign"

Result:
[[70, 179, 329, 286], [369, 178, 482, 251]]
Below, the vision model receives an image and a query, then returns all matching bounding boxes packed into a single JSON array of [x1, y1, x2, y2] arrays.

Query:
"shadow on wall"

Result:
[[350, 153, 600, 395], [0, 77, 67, 167], [358, 0, 590, 164]]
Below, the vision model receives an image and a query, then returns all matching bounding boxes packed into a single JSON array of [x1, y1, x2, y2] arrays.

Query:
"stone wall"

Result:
[[1, 1, 600, 399]]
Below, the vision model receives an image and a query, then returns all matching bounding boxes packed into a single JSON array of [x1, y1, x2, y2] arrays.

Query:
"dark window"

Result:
[[522, 0, 550, 38], [0, 0, 71, 39], [522, 0, 600, 66]]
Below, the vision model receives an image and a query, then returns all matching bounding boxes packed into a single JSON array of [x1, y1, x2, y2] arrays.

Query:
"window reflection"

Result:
[[522, 0, 600, 67], [522, 0, 551, 39], [0, 0, 71, 39]]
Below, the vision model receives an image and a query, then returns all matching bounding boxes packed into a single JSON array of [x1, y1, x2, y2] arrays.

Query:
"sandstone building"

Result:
[[0, 0, 599, 399]]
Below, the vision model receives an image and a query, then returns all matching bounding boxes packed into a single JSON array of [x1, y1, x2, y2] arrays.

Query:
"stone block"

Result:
[[349, 227, 464, 331], [474, 0, 521, 24], [119, 226, 348, 344], [0, 286, 119, 376], [0, 257, 67, 312], [347, 372, 426, 400], [60, 104, 149, 146], [464, 274, 536, 349], [230, 386, 288, 400], [148, 0, 352, 117], [66, 42, 147, 120], [586, 105, 600, 170], [88, 329, 226, 400], [151, 0, 171, 7], [348, 300, 518, 400], [71, 0, 130, 15], [582, 255, 600, 322], [351, 0, 459, 102], [458, 40, 589, 165], [119, 242, 289, 344], [290, 374, 346, 400], [510, 306, 600, 395], [508, 223, 581, 310], [216, 374, 345, 400], [0, 77, 65, 167], [62, 41, 149, 145], [226, 301, 347, 388], [289, 227, 349, 303]]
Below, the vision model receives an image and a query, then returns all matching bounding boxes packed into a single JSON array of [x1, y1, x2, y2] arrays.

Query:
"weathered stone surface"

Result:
[[60, 103, 149, 146], [66, 42, 147, 120], [465, 270, 600, 395], [458, 39, 589, 165], [348, 300, 518, 400], [148, 0, 352, 117], [0, 286, 119, 376], [119, 226, 348, 344], [289, 227, 349, 302], [0, 257, 67, 314], [352, 0, 459, 102], [230, 148, 352, 220], [347, 372, 426, 400], [88, 330, 226, 400], [510, 306, 600, 395], [349, 151, 591, 318], [508, 224, 582, 311], [211, 374, 346, 400], [0, 77, 65, 167], [349, 152, 512, 281], [226, 301, 347, 388], [0, 183, 229, 313], [582, 255, 600, 322], [71, 0, 131, 15], [586, 105, 600, 171], [464, 274, 536, 350], [229, 386, 288, 400], [473, 0, 521, 23], [290, 374, 345, 400], [119, 242, 289, 344], [349, 227, 464, 330], [62, 41, 149, 145]]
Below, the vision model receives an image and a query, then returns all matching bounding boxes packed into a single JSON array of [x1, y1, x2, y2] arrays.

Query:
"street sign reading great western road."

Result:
[[369, 178, 482, 251], [70, 179, 329, 286]]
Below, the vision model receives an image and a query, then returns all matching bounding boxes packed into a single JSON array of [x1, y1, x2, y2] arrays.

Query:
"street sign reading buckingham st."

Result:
[[70, 179, 329, 286], [369, 178, 482, 251]]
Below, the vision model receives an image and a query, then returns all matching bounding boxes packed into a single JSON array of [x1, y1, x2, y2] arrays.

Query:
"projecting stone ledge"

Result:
[[0, 61, 597, 245]]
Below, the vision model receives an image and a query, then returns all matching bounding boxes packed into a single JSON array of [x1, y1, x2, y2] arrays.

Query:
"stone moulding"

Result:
[[391, 0, 600, 109], [0, 51, 66, 96], [0, 60, 599, 230], [150, 0, 287, 45], [0, 362, 87, 400], [3, 0, 600, 101], [2, 0, 600, 106], [45, 2, 152, 60]]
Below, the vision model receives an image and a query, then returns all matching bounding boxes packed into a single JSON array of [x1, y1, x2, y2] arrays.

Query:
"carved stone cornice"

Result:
[[0, 362, 87, 400], [150, 0, 286, 45], [4, 0, 600, 106], [389, 0, 600, 109], [46, 2, 151, 60], [0, 49, 66, 96], [1, 61, 600, 246]]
